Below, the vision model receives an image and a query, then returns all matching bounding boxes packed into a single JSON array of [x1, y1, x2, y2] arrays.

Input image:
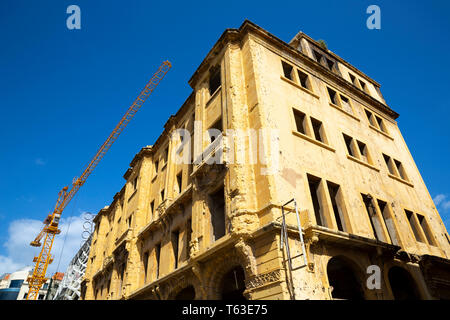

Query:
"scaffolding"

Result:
[[53, 234, 92, 300]]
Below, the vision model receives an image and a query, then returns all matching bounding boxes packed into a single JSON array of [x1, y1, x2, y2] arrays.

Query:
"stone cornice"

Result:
[[289, 31, 381, 88], [187, 19, 399, 120]]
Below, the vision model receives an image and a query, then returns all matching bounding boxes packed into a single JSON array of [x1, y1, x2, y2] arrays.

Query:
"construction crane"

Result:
[[26, 60, 172, 300]]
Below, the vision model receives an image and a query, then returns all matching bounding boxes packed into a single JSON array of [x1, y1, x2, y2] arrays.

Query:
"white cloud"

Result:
[[433, 194, 446, 206], [434, 194, 450, 212], [34, 158, 46, 166], [0, 212, 89, 277]]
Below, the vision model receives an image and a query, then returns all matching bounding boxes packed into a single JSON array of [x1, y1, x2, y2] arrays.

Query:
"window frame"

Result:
[[292, 107, 334, 151]]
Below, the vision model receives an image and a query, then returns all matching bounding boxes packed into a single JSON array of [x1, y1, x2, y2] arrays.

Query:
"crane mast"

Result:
[[26, 60, 171, 300]]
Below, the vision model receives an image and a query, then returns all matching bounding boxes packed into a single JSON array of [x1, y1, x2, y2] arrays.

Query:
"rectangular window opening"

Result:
[[375, 115, 387, 133], [394, 159, 408, 181], [209, 68, 221, 95], [327, 181, 346, 232], [297, 69, 310, 89], [377, 200, 399, 245], [176, 172, 182, 194], [172, 230, 180, 269], [365, 110, 377, 127], [343, 134, 356, 157], [327, 87, 338, 105], [143, 251, 149, 283], [313, 50, 323, 63], [349, 73, 357, 86], [208, 118, 223, 143], [339, 95, 353, 114], [163, 147, 169, 165], [150, 200, 155, 219], [155, 243, 161, 279], [186, 218, 192, 259], [210, 186, 226, 241], [311, 117, 324, 143], [293, 109, 307, 135], [357, 140, 370, 163], [362, 194, 386, 242], [359, 79, 367, 92], [417, 214, 436, 246], [405, 210, 424, 243], [325, 58, 335, 71], [154, 160, 159, 175], [281, 61, 294, 81], [307, 174, 325, 227], [383, 154, 395, 175]]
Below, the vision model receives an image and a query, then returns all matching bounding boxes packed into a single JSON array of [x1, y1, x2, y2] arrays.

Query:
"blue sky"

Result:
[[0, 0, 449, 275]]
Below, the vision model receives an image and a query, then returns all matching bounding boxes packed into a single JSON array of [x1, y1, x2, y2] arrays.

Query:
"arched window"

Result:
[[327, 256, 364, 300], [220, 266, 246, 300], [388, 266, 420, 300], [174, 285, 196, 300]]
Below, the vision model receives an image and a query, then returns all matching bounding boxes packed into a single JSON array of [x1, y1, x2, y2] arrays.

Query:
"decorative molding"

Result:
[[245, 269, 281, 290], [235, 237, 258, 276]]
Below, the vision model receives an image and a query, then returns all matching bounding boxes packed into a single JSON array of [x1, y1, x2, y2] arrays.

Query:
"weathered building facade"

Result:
[[81, 20, 450, 300]]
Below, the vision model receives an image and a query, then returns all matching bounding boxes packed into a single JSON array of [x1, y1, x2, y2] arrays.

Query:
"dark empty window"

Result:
[[359, 80, 367, 92], [209, 68, 221, 95], [349, 73, 357, 86], [282, 61, 294, 80], [327, 87, 338, 105], [377, 200, 399, 245], [143, 251, 149, 283], [176, 172, 182, 194], [163, 147, 169, 165], [172, 230, 180, 269], [293, 109, 307, 135], [383, 154, 395, 175], [375, 115, 387, 132], [327, 181, 345, 232], [210, 186, 226, 241], [209, 118, 223, 143], [394, 159, 408, 181], [161, 189, 165, 202], [186, 218, 192, 259], [155, 243, 161, 278], [405, 210, 423, 243], [365, 110, 377, 127], [154, 160, 159, 174], [313, 50, 323, 63], [150, 200, 155, 218], [343, 134, 356, 157], [357, 140, 370, 163], [339, 95, 353, 114], [307, 174, 325, 227], [297, 69, 310, 89], [417, 214, 436, 246], [362, 194, 386, 242], [325, 58, 335, 71], [310, 117, 324, 142]]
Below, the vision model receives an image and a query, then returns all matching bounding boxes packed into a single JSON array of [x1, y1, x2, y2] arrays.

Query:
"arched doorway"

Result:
[[388, 266, 420, 300], [220, 266, 247, 300], [327, 256, 365, 300], [174, 285, 196, 300]]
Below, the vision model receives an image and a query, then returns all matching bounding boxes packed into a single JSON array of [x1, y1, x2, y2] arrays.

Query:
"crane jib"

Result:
[[26, 60, 171, 300]]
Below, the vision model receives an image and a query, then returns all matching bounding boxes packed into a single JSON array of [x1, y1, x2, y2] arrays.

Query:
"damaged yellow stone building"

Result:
[[81, 20, 450, 300]]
